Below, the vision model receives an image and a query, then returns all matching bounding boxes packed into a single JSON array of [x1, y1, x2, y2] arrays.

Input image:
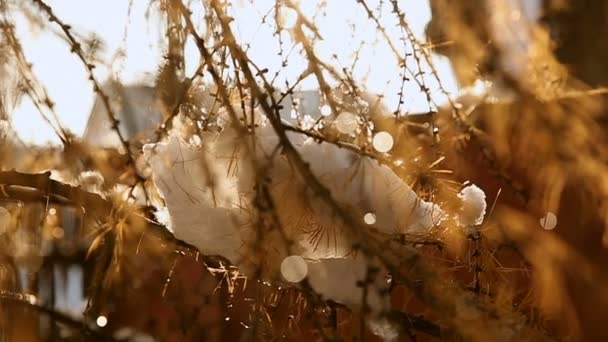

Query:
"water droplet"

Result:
[[280, 255, 308, 283], [540, 212, 557, 230], [372, 131, 394, 153], [96, 315, 108, 327], [364, 212, 376, 225], [335, 111, 358, 134]]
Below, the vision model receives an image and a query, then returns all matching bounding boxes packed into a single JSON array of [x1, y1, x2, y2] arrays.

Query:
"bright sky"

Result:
[[10, 0, 459, 145]]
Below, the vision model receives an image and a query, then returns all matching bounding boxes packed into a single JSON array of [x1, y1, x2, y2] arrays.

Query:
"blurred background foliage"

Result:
[[1, 0, 608, 341]]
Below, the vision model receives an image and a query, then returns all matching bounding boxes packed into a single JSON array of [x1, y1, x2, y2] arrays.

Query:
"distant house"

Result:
[[83, 83, 329, 147], [83, 83, 162, 147], [275, 89, 323, 124]]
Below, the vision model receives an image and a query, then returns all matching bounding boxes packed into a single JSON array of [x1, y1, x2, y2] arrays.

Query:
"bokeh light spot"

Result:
[[280, 255, 308, 283]]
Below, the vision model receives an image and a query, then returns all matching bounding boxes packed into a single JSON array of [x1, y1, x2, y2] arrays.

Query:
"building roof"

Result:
[[82, 83, 161, 147], [82, 85, 350, 147]]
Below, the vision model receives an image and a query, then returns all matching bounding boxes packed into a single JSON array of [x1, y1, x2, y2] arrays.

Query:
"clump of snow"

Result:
[[458, 184, 487, 226], [293, 141, 444, 258], [367, 317, 400, 341], [144, 121, 444, 259], [142, 135, 240, 209], [215, 104, 268, 130], [306, 256, 389, 314], [77, 170, 105, 194], [152, 206, 172, 232], [143, 106, 451, 332]]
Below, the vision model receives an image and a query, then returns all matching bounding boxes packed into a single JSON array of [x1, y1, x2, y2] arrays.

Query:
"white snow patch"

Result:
[[143, 109, 454, 321], [77, 170, 105, 194], [458, 184, 487, 226], [368, 317, 400, 341], [306, 256, 389, 314]]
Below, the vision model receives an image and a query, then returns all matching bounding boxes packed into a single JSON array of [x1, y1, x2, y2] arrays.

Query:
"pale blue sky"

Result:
[[11, 0, 458, 144]]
